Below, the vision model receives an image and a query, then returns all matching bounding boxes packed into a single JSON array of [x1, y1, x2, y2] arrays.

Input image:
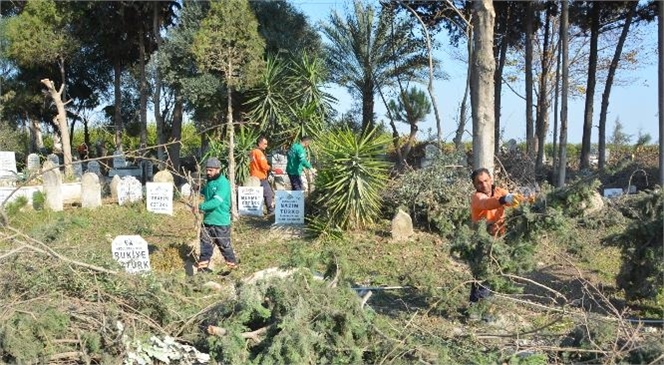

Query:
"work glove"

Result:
[[500, 193, 519, 206]]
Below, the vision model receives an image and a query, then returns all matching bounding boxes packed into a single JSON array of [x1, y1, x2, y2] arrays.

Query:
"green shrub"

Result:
[[309, 127, 391, 232]]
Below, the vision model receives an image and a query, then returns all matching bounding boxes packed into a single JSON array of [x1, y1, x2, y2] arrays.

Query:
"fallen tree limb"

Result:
[[5, 226, 118, 275], [207, 325, 269, 343]]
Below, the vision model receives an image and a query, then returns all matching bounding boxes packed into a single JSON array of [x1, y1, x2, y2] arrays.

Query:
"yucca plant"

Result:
[[310, 127, 391, 231]]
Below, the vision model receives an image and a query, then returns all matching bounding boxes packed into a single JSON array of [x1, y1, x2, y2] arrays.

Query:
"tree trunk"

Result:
[[153, 3, 166, 162], [139, 27, 148, 150], [227, 63, 238, 219], [28, 114, 44, 152], [580, 2, 599, 170], [552, 37, 561, 182], [525, 1, 535, 157], [493, 5, 510, 155], [536, 8, 551, 171], [168, 93, 184, 174], [41, 79, 73, 177], [598, 3, 635, 170], [361, 78, 375, 133], [659, 0, 664, 186], [470, 0, 496, 173], [557, 0, 569, 188], [114, 60, 123, 151]]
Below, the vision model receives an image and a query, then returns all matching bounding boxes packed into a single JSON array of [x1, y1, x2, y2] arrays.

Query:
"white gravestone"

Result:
[[117, 176, 143, 205], [275, 190, 305, 224], [111, 235, 151, 274], [81, 172, 102, 209], [0, 186, 42, 207], [42, 160, 63, 212], [112, 150, 126, 168], [603, 188, 623, 198], [0, 151, 17, 177], [26, 153, 40, 173], [180, 183, 191, 198], [271, 153, 287, 174], [146, 182, 173, 215], [86, 160, 101, 175], [238, 186, 264, 216]]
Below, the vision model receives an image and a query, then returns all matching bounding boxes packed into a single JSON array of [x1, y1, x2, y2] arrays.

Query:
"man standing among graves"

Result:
[[286, 136, 314, 191], [467, 168, 519, 316], [249, 136, 274, 215], [195, 157, 238, 274]]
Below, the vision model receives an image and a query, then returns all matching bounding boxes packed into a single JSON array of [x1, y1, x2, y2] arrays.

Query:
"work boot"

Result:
[[218, 262, 238, 277]]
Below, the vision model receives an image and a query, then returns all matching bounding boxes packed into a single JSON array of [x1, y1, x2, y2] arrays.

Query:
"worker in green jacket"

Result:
[[195, 157, 238, 274], [286, 136, 314, 191]]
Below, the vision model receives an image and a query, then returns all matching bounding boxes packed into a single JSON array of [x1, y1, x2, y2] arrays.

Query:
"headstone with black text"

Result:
[[73, 161, 83, 178], [87, 160, 101, 175], [146, 182, 173, 215], [238, 186, 263, 216], [117, 176, 143, 205], [111, 235, 151, 274], [47, 153, 60, 167], [0, 151, 17, 177], [275, 190, 304, 224]]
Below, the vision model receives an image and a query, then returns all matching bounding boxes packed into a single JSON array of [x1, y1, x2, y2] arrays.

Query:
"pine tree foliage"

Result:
[[205, 273, 376, 364]]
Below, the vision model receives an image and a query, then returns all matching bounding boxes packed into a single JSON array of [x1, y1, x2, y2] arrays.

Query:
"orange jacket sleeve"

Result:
[[470, 187, 509, 224]]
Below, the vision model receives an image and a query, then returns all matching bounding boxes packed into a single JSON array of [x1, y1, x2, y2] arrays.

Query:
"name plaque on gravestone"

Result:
[[603, 188, 623, 198], [26, 153, 40, 173], [87, 160, 101, 174], [275, 190, 304, 224], [238, 186, 263, 216], [113, 150, 126, 168], [146, 182, 173, 215], [0, 151, 17, 177], [111, 235, 151, 274]]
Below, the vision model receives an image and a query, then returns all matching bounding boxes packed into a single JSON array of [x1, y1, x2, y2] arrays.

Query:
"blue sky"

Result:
[[294, 0, 660, 145]]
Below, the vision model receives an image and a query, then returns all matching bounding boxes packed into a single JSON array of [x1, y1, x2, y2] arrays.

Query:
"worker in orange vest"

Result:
[[249, 136, 274, 215]]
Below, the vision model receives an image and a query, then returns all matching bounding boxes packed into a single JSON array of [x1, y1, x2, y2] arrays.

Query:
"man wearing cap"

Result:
[[195, 157, 238, 274], [286, 136, 314, 191], [249, 136, 274, 215]]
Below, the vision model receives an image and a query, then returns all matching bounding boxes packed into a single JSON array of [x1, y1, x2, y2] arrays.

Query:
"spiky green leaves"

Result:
[[311, 128, 391, 231]]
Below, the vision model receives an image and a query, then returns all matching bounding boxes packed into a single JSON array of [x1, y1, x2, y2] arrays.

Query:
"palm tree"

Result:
[[320, 0, 428, 132], [387, 87, 431, 166]]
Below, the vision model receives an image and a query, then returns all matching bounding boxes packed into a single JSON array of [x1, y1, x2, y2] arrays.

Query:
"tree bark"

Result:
[[493, 4, 510, 155], [153, 3, 166, 162], [40, 79, 73, 177], [598, 3, 635, 170], [525, 2, 535, 157], [139, 27, 148, 150], [659, 0, 664, 186], [580, 2, 599, 170], [361, 77, 375, 132], [470, 0, 496, 173], [557, 0, 569, 187], [227, 60, 238, 219], [536, 8, 551, 171], [113, 60, 123, 151], [168, 93, 184, 173], [28, 114, 44, 152]]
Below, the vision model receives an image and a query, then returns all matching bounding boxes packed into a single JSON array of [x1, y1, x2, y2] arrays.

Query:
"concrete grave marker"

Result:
[[73, 161, 83, 178], [112, 150, 126, 168], [238, 186, 263, 216], [0, 151, 17, 177], [146, 182, 173, 215], [111, 235, 151, 274], [47, 153, 60, 167], [81, 172, 102, 209], [391, 209, 414, 240], [180, 183, 191, 198], [275, 190, 304, 224], [245, 176, 261, 187], [0, 186, 42, 207], [26, 153, 40, 173], [153, 170, 174, 184], [117, 176, 143, 205], [110, 175, 121, 202], [42, 160, 63, 211], [86, 160, 101, 175]]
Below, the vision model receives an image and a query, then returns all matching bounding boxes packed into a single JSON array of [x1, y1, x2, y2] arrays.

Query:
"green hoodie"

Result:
[[286, 142, 312, 175], [198, 175, 231, 226]]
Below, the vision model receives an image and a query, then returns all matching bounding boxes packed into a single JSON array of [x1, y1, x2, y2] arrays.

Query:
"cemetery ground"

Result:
[[0, 172, 662, 365]]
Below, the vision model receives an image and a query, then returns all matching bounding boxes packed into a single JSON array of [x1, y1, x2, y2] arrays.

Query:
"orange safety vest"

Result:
[[471, 186, 509, 236], [249, 148, 270, 180]]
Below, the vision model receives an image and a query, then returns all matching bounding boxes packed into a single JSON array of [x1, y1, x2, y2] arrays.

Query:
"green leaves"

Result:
[[310, 127, 391, 231]]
